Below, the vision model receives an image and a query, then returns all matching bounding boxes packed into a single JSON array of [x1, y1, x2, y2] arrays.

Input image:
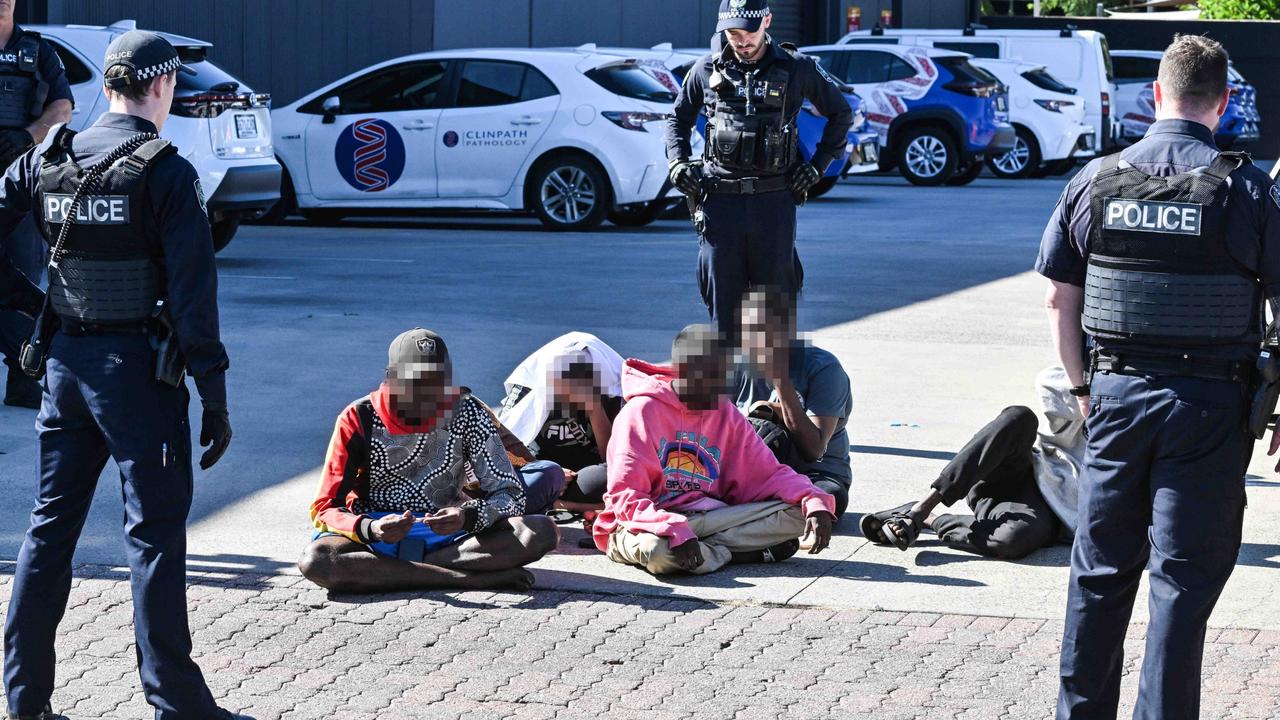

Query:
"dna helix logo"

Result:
[[334, 118, 407, 193]]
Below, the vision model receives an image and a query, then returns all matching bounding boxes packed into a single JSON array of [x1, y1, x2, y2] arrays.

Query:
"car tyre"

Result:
[[211, 217, 240, 253], [529, 155, 611, 231], [987, 127, 1041, 179], [897, 126, 958, 186], [607, 199, 670, 227], [945, 161, 984, 186], [807, 176, 839, 198], [257, 163, 296, 224]]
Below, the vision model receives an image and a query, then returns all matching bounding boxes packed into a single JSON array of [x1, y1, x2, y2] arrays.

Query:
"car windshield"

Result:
[[176, 57, 247, 94], [586, 63, 676, 102], [1022, 68, 1076, 95]]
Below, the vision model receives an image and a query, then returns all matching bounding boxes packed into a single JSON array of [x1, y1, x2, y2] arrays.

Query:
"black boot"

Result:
[[7, 704, 68, 720], [4, 362, 41, 409]]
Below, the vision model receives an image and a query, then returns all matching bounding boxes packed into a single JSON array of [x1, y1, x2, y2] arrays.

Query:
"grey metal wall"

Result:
[[44, 0, 723, 105]]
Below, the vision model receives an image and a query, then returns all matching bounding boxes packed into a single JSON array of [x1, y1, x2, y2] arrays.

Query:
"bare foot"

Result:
[[463, 567, 535, 591]]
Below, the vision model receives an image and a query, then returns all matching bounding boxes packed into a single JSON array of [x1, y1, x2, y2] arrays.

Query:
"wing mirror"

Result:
[[321, 96, 340, 124]]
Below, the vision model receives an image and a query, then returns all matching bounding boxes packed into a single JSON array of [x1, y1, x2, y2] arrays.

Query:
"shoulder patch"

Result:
[[1270, 183, 1280, 211], [812, 57, 839, 86], [194, 178, 208, 216]]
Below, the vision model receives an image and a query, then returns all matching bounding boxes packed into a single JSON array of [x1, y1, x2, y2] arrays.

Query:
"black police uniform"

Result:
[[1036, 119, 1280, 719], [0, 110, 231, 720], [665, 4, 852, 338], [0, 25, 73, 407]]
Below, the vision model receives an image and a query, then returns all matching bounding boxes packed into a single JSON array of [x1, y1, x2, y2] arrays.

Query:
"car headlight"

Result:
[[601, 111, 667, 132], [1034, 99, 1076, 113]]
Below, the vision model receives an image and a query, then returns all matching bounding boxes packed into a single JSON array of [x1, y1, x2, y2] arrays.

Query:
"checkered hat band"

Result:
[[134, 56, 180, 80], [719, 8, 769, 19]]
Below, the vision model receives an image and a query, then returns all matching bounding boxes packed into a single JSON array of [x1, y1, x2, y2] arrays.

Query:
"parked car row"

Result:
[[31, 20, 1266, 240]]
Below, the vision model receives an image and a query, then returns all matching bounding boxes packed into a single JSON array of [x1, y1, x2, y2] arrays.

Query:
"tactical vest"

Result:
[[702, 47, 798, 174], [37, 127, 175, 326], [1083, 151, 1259, 346], [0, 32, 41, 129]]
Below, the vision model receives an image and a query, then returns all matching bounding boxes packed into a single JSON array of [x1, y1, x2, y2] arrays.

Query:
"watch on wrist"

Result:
[[1069, 384, 1091, 397]]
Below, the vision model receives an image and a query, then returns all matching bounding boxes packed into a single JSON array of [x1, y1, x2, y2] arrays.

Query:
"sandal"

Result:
[[881, 512, 922, 551], [860, 503, 914, 545]]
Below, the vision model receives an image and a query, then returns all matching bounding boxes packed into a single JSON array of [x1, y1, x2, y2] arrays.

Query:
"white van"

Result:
[[971, 58, 1095, 178], [839, 27, 1118, 153]]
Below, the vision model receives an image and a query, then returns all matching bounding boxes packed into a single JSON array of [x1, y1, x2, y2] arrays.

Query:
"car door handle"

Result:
[[402, 121, 435, 130], [510, 116, 543, 126]]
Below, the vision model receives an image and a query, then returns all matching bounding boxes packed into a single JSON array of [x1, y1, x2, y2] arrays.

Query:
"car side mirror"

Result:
[[321, 96, 340, 124]]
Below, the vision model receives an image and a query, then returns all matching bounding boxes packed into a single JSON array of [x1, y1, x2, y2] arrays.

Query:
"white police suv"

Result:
[[34, 20, 280, 251], [269, 48, 693, 231]]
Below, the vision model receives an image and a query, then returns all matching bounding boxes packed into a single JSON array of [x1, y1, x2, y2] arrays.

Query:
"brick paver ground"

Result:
[[4, 564, 1279, 719]]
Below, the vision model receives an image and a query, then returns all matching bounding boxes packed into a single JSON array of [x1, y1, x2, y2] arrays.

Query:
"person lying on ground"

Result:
[[593, 324, 836, 575], [734, 287, 853, 519], [298, 328, 560, 593], [860, 367, 1084, 559], [498, 332, 625, 514]]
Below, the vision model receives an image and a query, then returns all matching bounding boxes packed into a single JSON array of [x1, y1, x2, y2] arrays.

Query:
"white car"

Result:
[[34, 20, 280, 251], [270, 48, 693, 230], [972, 58, 1095, 179]]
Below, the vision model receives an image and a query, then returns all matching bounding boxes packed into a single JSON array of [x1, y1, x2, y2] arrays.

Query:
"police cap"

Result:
[[716, 0, 770, 33], [103, 30, 194, 90]]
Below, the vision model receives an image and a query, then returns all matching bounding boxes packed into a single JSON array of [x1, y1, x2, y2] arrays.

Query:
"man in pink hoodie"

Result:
[[594, 325, 836, 575]]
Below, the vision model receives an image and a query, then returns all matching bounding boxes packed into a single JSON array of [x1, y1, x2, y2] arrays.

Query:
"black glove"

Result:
[[0, 128, 33, 170], [789, 162, 821, 195], [669, 161, 704, 196], [199, 407, 232, 470]]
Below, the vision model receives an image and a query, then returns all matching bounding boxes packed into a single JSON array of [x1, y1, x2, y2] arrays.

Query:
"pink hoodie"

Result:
[[592, 359, 836, 551]]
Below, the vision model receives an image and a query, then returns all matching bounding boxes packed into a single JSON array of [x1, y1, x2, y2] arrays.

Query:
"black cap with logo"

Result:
[[716, 0, 771, 33], [387, 328, 450, 371], [102, 30, 194, 90]]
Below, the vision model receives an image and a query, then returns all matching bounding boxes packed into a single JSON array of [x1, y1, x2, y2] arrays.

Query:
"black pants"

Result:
[[697, 189, 801, 339], [930, 406, 1060, 559], [811, 473, 849, 519], [559, 463, 607, 504]]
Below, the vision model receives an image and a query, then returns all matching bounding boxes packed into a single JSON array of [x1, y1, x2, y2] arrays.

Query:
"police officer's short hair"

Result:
[[1157, 34, 1229, 112], [103, 64, 175, 103]]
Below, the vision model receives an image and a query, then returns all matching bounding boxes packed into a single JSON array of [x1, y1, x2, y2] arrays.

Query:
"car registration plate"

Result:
[[235, 114, 259, 139]]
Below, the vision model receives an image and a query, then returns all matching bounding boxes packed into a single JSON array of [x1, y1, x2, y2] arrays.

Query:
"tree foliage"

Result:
[[1198, 0, 1280, 19]]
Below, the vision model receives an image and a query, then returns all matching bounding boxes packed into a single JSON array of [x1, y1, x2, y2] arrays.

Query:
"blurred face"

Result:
[[387, 363, 454, 425], [740, 296, 793, 376], [674, 329, 730, 411], [725, 14, 771, 61]]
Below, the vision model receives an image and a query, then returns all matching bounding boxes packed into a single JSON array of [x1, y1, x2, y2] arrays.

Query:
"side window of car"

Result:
[[843, 51, 893, 84], [45, 39, 93, 85], [886, 57, 916, 82], [457, 61, 529, 107], [933, 42, 1000, 59], [520, 67, 558, 102], [1113, 57, 1159, 84], [300, 61, 447, 115]]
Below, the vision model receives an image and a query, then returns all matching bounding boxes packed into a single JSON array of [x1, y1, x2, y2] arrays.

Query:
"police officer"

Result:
[[1036, 35, 1280, 719], [0, 31, 245, 720], [665, 0, 852, 339], [0, 0, 73, 409]]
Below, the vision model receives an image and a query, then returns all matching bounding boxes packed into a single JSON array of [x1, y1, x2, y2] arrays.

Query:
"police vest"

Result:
[[36, 127, 175, 326], [0, 32, 42, 129], [1083, 151, 1259, 346], [702, 46, 798, 174]]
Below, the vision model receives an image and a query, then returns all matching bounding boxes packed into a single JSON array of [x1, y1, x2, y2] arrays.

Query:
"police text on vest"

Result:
[[43, 194, 131, 225], [1103, 198, 1201, 235]]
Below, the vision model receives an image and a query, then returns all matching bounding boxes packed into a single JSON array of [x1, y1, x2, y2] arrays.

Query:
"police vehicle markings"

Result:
[[1102, 197, 1202, 235], [864, 47, 938, 143]]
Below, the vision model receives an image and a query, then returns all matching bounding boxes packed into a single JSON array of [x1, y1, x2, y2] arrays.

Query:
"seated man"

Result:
[[299, 328, 560, 593], [860, 367, 1085, 559], [498, 331, 626, 511], [593, 324, 836, 575], [734, 288, 853, 518]]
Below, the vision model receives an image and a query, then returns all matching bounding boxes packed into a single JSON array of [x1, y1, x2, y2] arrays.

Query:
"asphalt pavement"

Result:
[[0, 171, 1277, 630]]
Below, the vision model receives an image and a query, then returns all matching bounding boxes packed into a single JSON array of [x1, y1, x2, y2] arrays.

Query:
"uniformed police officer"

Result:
[[0, 31, 245, 720], [1036, 35, 1280, 719], [0, 0, 73, 409], [665, 0, 853, 339]]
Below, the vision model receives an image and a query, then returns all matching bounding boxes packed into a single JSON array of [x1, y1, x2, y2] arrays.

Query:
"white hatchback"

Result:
[[270, 48, 693, 230], [973, 58, 1095, 179], [34, 20, 280, 251]]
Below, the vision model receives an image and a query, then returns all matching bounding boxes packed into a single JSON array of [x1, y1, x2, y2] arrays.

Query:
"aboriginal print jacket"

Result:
[[310, 387, 525, 544]]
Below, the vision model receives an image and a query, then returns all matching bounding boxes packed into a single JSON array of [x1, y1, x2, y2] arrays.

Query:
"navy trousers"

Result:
[[0, 218, 43, 371], [696, 189, 802, 339], [1057, 371, 1251, 720], [3, 332, 220, 720]]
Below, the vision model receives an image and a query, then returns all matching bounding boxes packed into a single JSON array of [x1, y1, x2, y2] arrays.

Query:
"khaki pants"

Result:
[[606, 501, 805, 575]]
